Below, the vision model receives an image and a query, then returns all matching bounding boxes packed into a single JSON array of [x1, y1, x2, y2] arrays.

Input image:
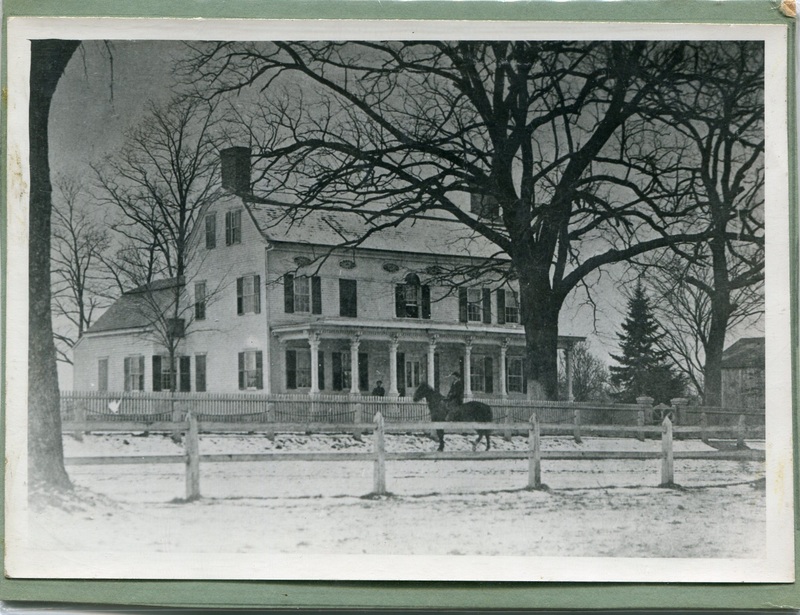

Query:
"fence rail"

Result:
[[61, 390, 764, 428], [63, 413, 765, 500]]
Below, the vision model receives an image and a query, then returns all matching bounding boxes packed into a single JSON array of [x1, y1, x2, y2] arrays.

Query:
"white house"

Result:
[[73, 148, 583, 399]]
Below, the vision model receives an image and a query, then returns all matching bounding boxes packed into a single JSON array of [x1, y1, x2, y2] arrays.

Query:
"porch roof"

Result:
[[270, 318, 584, 349]]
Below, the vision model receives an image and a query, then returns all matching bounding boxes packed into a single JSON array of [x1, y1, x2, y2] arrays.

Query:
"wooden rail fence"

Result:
[[62, 413, 765, 500]]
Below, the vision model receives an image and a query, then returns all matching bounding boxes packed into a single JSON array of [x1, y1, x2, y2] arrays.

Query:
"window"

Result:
[[507, 357, 526, 393], [225, 210, 242, 246], [459, 288, 492, 324], [339, 279, 357, 317], [237, 275, 261, 315], [283, 274, 322, 314], [179, 356, 191, 392], [332, 352, 352, 391], [195, 354, 207, 393], [294, 276, 311, 313], [405, 358, 425, 389], [152, 356, 176, 392], [286, 349, 310, 389], [497, 289, 519, 324], [97, 358, 108, 391], [194, 282, 206, 320], [470, 355, 493, 393], [467, 289, 482, 322], [205, 214, 216, 249], [395, 274, 430, 319], [238, 350, 263, 390], [123, 355, 145, 391]]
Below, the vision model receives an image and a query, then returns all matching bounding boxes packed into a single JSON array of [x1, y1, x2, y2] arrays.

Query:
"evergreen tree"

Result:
[[610, 281, 686, 404]]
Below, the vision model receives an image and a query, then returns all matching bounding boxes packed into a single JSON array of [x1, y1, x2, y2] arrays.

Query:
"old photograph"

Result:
[[4, 18, 793, 582]]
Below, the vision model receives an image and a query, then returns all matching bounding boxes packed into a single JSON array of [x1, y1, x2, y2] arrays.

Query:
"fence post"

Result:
[[266, 402, 275, 442], [700, 411, 709, 445], [636, 408, 645, 442], [670, 397, 688, 426], [185, 413, 201, 501], [737, 413, 747, 449], [572, 408, 582, 444], [74, 404, 86, 442], [503, 410, 512, 442], [171, 394, 182, 443], [660, 416, 674, 487], [353, 400, 363, 441], [527, 412, 541, 490], [373, 411, 387, 496]]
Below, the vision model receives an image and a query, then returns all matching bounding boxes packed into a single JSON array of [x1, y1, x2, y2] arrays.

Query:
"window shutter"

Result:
[[180, 356, 191, 392], [284, 273, 294, 313], [138, 357, 145, 391], [255, 351, 263, 389], [395, 285, 405, 317], [285, 350, 297, 389], [339, 279, 357, 317], [434, 353, 440, 392], [311, 276, 322, 314], [238, 352, 245, 390], [123, 357, 130, 391], [358, 353, 369, 391], [152, 356, 162, 392], [482, 288, 492, 324], [397, 352, 406, 396], [484, 356, 494, 393], [236, 277, 244, 315], [332, 352, 343, 391], [318, 354, 325, 390], [458, 288, 468, 322], [421, 285, 431, 319], [195, 355, 207, 393], [496, 289, 506, 324], [225, 211, 232, 246], [254, 275, 261, 314], [522, 359, 528, 394]]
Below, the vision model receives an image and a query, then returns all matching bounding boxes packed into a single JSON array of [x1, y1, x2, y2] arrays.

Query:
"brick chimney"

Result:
[[220, 146, 251, 195]]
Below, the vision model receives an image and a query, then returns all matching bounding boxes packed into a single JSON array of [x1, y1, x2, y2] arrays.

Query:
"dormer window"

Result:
[[395, 273, 430, 319]]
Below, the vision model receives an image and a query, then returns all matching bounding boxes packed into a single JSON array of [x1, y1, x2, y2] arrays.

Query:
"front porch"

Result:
[[270, 318, 583, 401]]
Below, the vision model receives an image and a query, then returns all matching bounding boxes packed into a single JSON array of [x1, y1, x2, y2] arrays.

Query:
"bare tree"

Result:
[[558, 341, 611, 402], [50, 178, 113, 364], [638, 41, 764, 406], [186, 40, 717, 399], [96, 94, 221, 284]]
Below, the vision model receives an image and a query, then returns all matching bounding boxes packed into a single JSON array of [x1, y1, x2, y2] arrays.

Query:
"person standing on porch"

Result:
[[446, 371, 464, 407], [371, 380, 385, 397]]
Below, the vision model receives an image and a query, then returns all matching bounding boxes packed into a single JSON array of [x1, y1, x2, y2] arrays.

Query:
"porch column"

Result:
[[427, 335, 438, 389], [499, 338, 509, 398], [565, 344, 574, 401], [388, 334, 400, 397], [309, 331, 321, 395], [349, 334, 361, 394], [463, 337, 473, 398]]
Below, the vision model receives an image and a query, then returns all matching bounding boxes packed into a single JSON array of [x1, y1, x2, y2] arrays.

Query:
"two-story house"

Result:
[[73, 148, 583, 399]]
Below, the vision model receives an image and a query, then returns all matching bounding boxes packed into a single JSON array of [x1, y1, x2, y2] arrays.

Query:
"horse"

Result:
[[412, 383, 493, 451]]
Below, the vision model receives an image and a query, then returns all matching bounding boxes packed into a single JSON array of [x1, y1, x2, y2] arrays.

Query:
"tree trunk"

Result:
[[703, 239, 733, 407], [28, 40, 79, 491], [517, 266, 562, 400]]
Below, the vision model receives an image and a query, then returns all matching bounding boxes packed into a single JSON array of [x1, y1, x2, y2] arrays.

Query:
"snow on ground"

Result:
[[29, 432, 766, 559]]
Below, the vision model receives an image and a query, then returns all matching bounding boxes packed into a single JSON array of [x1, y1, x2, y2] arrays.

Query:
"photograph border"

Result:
[[2, 0, 798, 608]]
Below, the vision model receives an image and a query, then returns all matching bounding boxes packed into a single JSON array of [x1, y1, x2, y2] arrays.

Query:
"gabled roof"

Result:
[[244, 198, 507, 260], [720, 337, 765, 370], [84, 277, 182, 335]]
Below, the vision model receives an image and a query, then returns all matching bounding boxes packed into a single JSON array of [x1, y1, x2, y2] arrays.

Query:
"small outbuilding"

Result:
[[720, 337, 765, 409]]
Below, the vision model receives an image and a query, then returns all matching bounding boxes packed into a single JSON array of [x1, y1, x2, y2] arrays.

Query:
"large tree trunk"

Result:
[[702, 242, 734, 407], [28, 40, 79, 491], [517, 265, 562, 400]]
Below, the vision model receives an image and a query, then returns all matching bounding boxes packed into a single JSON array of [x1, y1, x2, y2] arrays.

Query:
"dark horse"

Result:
[[412, 383, 492, 451]]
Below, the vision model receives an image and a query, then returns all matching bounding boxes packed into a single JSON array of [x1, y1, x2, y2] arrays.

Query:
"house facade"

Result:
[[720, 337, 765, 409], [73, 148, 583, 400]]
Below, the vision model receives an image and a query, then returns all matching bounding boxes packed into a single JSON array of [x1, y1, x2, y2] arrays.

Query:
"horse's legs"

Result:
[[485, 431, 491, 451], [437, 429, 445, 452]]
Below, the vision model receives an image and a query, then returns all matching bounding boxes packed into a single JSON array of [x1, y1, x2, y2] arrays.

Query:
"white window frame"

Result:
[[470, 354, 486, 392], [295, 349, 312, 388], [467, 288, 483, 322], [242, 350, 261, 389], [507, 356, 525, 393], [505, 290, 520, 324], [294, 276, 311, 313]]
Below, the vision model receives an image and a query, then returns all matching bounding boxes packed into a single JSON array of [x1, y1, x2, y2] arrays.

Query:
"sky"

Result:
[[48, 40, 763, 388]]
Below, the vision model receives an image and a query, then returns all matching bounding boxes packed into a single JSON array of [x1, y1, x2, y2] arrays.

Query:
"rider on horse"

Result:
[[445, 371, 464, 413]]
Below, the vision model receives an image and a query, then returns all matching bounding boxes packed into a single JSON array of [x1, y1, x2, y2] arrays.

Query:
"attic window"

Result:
[[225, 210, 242, 246]]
